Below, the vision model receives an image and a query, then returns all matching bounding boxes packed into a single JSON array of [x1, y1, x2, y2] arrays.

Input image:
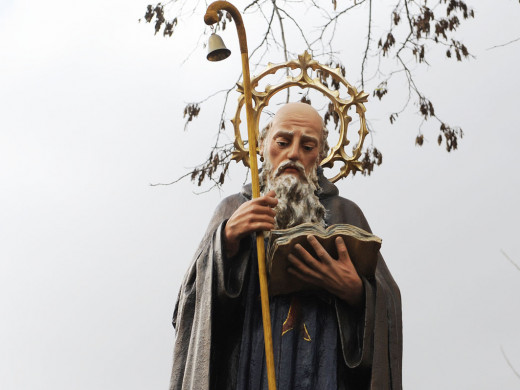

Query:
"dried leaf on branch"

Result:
[[140, 0, 505, 188]]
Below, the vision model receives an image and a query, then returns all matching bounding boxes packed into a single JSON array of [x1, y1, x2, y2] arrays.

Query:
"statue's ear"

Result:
[[258, 122, 271, 161], [258, 139, 264, 159]]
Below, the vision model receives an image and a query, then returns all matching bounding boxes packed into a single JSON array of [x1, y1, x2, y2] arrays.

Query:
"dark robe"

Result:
[[169, 172, 402, 390]]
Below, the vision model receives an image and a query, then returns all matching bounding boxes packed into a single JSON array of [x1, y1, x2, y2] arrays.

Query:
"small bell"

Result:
[[207, 33, 231, 61]]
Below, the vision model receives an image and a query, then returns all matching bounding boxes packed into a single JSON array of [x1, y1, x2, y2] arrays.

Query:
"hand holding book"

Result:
[[266, 222, 382, 296], [287, 235, 364, 307]]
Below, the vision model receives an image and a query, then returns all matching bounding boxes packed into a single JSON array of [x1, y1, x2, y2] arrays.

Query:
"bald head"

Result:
[[271, 102, 323, 132], [259, 103, 329, 165]]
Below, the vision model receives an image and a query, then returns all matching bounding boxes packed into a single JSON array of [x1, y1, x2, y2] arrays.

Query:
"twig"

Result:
[[278, 8, 312, 50], [272, 0, 290, 102], [193, 184, 221, 195], [501, 249, 520, 271], [249, 7, 276, 59], [403, 0, 414, 31], [361, 0, 372, 89], [311, 0, 367, 46], [397, 54, 421, 96], [487, 37, 520, 51], [187, 87, 235, 105], [150, 171, 192, 186], [501, 346, 520, 380], [181, 31, 206, 66], [244, 0, 264, 13]]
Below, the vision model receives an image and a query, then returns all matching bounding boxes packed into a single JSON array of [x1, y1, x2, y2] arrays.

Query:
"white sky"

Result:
[[1, 0, 519, 389]]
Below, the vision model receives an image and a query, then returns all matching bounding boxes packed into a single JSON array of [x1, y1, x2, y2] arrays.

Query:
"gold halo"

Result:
[[231, 51, 369, 183]]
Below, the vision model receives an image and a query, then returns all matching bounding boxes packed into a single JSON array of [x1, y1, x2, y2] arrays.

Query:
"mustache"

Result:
[[274, 160, 306, 177]]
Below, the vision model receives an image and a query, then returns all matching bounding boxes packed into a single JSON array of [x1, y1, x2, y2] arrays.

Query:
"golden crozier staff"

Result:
[[204, 2, 277, 389]]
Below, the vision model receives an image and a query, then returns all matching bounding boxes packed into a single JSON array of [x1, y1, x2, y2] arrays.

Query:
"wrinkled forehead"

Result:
[[273, 103, 322, 126], [269, 103, 323, 136]]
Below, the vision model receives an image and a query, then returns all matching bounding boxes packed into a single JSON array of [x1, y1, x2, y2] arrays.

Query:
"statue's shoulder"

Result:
[[212, 191, 248, 219], [323, 191, 363, 211], [222, 190, 249, 206], [322, 193, 370, 230], [317, 173, 363, 215]]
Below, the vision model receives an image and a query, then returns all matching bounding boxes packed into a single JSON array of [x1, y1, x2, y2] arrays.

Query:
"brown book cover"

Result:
[[266, 222, 382, 296]]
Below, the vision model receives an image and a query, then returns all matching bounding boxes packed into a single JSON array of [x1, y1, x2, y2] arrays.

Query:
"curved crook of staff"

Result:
[[204, 2, 277, 390]]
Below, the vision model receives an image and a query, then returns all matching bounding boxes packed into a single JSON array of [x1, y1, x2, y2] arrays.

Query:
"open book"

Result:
[[266, 222, 382, 296]]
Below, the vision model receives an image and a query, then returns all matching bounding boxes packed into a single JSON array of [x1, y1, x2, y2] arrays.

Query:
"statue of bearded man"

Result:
[[169, 103, 403, 390]]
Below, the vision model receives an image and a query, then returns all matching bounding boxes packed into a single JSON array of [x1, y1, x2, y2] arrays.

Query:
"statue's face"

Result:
[[263, 103, 323, 179]]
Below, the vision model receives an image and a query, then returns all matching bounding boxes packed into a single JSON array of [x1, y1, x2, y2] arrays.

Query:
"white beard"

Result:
[[259, 158, 326, 230]]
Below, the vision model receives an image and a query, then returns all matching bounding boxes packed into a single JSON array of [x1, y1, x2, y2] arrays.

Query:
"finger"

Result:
[[287, 267, 319, 286], [237, 221, 275, 236], [335, 237, 352, 265], [306, 235, 333, 265], [247, 213, 275, 224], [247, 218, 276, 229], [293, 244, 324, 272], [258, 197, 278, 207], [228, 213, 275, 237], [248, 204, 277, 218], [243, 214, 274, 230], [287, 254, 323, 284], [233, 208, 275, 224], [251, 222, 275, 232], [258, 191, 278, 207]]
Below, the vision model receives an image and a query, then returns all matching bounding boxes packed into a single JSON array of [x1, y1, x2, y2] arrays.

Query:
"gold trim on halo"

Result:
[[231, 51, 369, 182]]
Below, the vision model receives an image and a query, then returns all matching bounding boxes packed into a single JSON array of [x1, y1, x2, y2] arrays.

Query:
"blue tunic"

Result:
[[236, 246, 339, 390]]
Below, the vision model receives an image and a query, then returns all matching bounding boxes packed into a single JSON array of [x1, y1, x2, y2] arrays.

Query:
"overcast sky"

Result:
[[1, 0, 520, 389]]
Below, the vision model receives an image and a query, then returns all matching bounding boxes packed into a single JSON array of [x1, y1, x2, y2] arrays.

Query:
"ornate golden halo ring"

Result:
[[231, 51, 369, 183]]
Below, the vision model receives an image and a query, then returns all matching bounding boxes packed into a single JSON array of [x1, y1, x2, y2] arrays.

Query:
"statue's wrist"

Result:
[[338, 279, 364, 308], [223, 222, 239, 259]]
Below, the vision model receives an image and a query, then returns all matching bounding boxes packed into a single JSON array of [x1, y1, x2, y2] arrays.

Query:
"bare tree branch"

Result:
[[249, 7, 276, 59], [244, 0, 265, 13], [361, 0, 373, 89], [142, 0, 485, 188], [487, 36, 520, 50], [150, 171, 192, 186], [188, 87, 235, 105], [501, 346, 520, 380], [311, 0, 367, 46], [272, 0, 290, 102], [501, 249, 520, 271], [181, 31, 206, 65], [277, 7, 312, 50]]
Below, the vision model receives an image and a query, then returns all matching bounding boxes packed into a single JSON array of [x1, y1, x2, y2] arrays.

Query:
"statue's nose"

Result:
[[287, 143, 300, 161]]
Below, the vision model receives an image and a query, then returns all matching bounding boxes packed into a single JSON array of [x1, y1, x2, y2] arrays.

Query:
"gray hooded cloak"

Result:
[[169, 173, 402, 389]]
